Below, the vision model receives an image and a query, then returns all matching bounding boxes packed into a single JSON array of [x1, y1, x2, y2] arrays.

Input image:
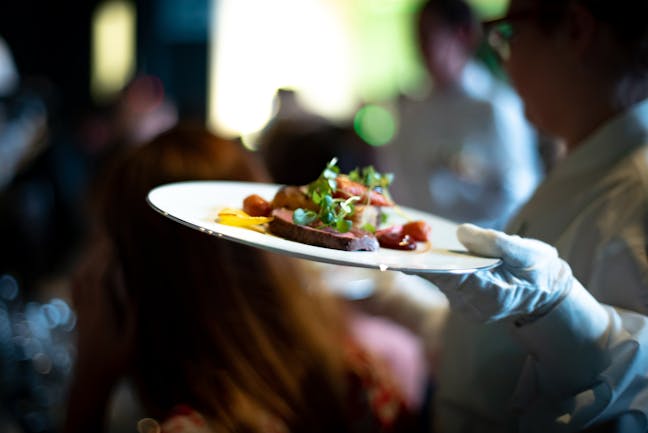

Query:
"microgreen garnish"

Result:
[[293, 208, 318, 226], [292, 158, 393, 233], [349, 165, 394, 203], [362, 222, 376, 233]]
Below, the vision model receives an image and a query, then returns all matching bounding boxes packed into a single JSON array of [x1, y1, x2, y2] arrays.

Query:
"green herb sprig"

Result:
[[292, 158, 393, 233], [348, 165, 394, 200]]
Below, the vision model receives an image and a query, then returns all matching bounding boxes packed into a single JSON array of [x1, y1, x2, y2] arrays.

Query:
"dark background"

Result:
[[0, 0, 210, 123], [0, 4, 212, 429]]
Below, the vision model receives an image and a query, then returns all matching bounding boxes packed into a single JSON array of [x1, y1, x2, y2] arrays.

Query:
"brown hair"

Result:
[[99, 123, 349, 431]]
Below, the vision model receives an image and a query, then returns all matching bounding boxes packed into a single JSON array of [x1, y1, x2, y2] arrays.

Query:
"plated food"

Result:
[[218, 159, 431, 252], [147, 180, 502, 273]]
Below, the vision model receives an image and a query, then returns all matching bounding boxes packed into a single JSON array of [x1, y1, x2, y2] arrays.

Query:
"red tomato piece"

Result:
[[243, 194, 272, 217], [402, 220, 431, 242], [376, 226, 417, 250]]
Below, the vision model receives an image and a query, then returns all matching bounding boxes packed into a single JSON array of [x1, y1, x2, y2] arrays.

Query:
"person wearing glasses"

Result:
[[378, 0, 543, 231], [368, 0, 648, 432]]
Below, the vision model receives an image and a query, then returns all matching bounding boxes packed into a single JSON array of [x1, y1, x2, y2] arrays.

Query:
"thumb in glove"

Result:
[[418, 223, 574, 323]]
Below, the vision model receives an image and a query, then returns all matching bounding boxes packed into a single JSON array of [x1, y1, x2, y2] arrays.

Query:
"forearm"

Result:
[[512, 281, 648, 430]]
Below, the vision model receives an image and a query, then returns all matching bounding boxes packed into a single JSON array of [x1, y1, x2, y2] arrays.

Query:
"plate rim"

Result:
[[146, 180, 502, 274]]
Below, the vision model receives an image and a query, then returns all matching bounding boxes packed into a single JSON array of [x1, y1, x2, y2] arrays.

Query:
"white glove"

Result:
[[420, 223, 575, 323]]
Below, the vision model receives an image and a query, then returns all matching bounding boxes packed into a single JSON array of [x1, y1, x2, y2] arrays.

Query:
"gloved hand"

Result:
[[419, 223, 575, 323]]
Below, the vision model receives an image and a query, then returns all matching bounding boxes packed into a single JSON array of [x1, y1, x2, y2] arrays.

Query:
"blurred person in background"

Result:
[[64, 123, 419, 433], [257, 88, 377, 186], [369, 0, 648, 431], [378, 0, 543, 230], [75, 74, 178, 186], [108, 74, 178, 150]]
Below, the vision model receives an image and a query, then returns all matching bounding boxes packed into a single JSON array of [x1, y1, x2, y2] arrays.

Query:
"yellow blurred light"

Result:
[[207, 0, 439, 141], [91, 0, 136, 104], [208, 0, 357, 141]]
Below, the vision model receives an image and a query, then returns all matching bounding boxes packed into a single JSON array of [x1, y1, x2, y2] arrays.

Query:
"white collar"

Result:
[[548, 98, 648, 182]]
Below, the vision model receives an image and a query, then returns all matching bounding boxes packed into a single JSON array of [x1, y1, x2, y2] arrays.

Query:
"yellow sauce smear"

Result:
[[217, 208, 273, 232], [415, 241, 433, 254]]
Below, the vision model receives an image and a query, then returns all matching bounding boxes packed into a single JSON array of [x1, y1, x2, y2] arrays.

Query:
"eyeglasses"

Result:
[[482, 10, 539, 62], [482, 6, 568, 62]]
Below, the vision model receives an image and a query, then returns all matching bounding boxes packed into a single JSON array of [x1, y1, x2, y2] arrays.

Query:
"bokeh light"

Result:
[[353, 104, 397, 146], [91, 0, 137, 104]]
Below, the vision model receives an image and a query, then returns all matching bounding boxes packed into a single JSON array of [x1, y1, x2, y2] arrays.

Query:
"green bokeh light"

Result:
[[469, 0, 510, 20], [354, 104, 396, 146]]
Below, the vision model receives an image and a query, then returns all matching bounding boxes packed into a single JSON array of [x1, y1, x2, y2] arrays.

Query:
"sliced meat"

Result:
[[268, 208, 379, 252]]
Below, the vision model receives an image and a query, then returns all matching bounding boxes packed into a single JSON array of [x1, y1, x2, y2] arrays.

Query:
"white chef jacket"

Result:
[[435, 98, 648, 432], [380, 60, 543, 230]]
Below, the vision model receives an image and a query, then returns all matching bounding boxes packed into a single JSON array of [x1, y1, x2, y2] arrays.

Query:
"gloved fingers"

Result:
[[414, 271, 469, 294], [457, 223, 558, 269], [419, 270, 499, 303], [430, 269, 517, 322], [424, 273, 480, 317], [456, 223, 502, 257], [411, 225, 574, 323]]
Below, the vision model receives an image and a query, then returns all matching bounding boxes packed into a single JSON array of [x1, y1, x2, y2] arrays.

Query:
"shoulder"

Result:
[[627, 144, 648, 189], [580, 144, 648, 226], [581, 147, 648, 310], [598, 144, 648, 201]]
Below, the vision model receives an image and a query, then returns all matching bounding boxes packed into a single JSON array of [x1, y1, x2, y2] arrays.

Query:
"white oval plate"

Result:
[[147, 181, 501, 274]]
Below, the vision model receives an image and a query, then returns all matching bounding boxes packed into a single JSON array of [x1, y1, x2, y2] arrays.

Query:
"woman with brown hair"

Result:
[[64, 123, 414, 433]]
